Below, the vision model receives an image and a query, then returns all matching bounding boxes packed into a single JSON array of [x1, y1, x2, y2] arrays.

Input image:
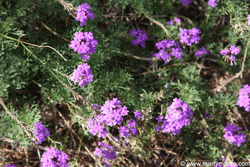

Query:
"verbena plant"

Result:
[[0, 0, 250, 166]]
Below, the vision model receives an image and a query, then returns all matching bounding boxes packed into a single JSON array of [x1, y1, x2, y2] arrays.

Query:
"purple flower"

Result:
[[34, 122, 50, 144], [159, 98, 193, 135], [70, 63, 93, 87], [223, 123, 246, 147], [91, 103, 101, 109], [119, 126, 131, 139], [41, 147, 69, 167], [156, 115, 164, 122], [173, 18, 181, 23], [167, 18, 181, 25], [229, 55, 236, 61], [154, 125, 161, 131], [179, 0, 192, 6], [94, 142, 116, 167], [230, 44, 240, 55], [203, 112, 209, 118], [134, 110, 142, 119], [195, 47, 208, 58], [127, 119, 137, 129], [220, 48, 230, 55], [129, 29, 148, 48], [208, 0, 217, 7], [75, 3, 94, 26], [99, 98, 129, 126], [220, 44, 240, 64], [127, 119, 138, 136], [6, 164, 16, 167], [154, 39, 183, 64], [248, 15, 250, 26], [180, 28, 201, 46], [87, 117, 108, 138], [69, 31, 98, 60], [237, 84, 250, 112]]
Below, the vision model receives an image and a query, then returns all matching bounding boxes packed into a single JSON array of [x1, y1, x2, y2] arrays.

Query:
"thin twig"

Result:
[[41, 22, 71, 42], [231, 108, 248, 131], [20, 40, 67, 61], [118, 51, 152, 61], [145, 15, 170, 38]]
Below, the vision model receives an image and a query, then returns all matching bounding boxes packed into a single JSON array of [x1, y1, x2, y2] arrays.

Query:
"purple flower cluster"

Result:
[[195, 47, 208, 58], [179, 0, 192, 6], [99, 98, 129, 126], [129, 29, 148, 48], [69, 31, 98, 61], [6, 164, 16, 167], [75, 3, 94, 26], [87, 98, 129, 138], [94, 142, 116, 167], [237, 84, 250, 112], [167, 18, 181, 25], [34, 122, 50, 144], [154, 39, 183, 64], [87, 117, 108, 138], [208, 0, 217, 7], [180, 28, 201, 46], [41, 147, 69, 167], [70, 63, 93, 87], [119, 119, 138, 138], [223, 123, 246, 147], [155, 98, 193, 135], [220, 44, 240, 62], [134, 110, 142, 119]]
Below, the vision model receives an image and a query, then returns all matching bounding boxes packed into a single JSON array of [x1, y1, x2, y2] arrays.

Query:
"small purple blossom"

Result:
[[220, 44, 240, 64], [92, 103, 101, 109], [208, 0, 217, 7], [156, 115, 164, 122], [75, 3, 94, 26], [69, 31, 98, 60], [179, 0, 192, 6], [223, 123, 246, 147], [237, 84, 250, 112], [119, 126, 131, 139], [167, 18, 181, 25], [129, 29, 148, 48], [127, 119, 138, 136], [195, 47, 208, 58], [94, 142, 116, 167], [154, 39, 183, 64], [34, 122, 50, 144], [180, 28, 201, 46], [155, 125, 161, 131], [134, 110, 142, 119], [41, 147, 69, 167], [220, 48, 230, 55], [70, 63, 93, 87], [203, 112, 209, 119]]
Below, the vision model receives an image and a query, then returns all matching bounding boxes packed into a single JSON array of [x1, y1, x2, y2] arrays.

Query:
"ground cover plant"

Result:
[[1, 0, 250, 166]]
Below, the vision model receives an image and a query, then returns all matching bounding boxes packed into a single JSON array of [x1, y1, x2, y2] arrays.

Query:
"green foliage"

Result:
[[0, 103, 41, 147], [1, 0, 250, 166]]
